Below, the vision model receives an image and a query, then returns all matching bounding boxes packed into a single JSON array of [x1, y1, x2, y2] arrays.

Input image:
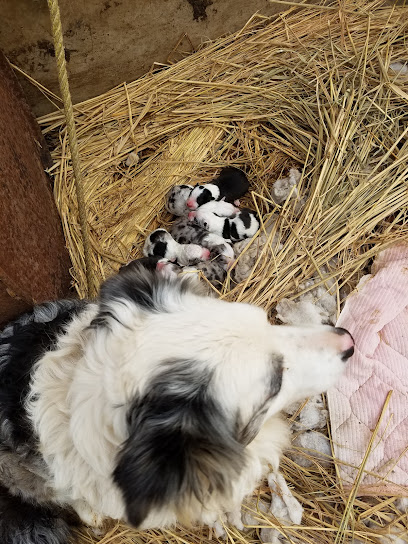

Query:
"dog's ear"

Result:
[[91, 259, 205, 328], [113, 360, 245, 528], [237, 356, 283, 446]]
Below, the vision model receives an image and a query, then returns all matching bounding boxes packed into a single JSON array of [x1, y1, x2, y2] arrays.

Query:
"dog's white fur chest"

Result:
[[26, 305, 127, 524]]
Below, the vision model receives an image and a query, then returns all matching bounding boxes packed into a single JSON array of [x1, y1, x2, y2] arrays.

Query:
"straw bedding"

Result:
[[36, 0, 408, 542]]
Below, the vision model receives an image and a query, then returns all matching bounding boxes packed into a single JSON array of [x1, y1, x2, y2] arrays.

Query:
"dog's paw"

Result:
[[226, 508, 244, 531], [260, 527, 291, 544], [268, 472, 303, 526], [209, 518, 226, 539], [73, 500, 103, 528]]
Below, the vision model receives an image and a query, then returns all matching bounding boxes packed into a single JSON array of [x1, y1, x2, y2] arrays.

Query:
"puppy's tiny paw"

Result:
[[89, 527, 105, 538], [227, 508, 244, 531], [210, 520, 226, 539]]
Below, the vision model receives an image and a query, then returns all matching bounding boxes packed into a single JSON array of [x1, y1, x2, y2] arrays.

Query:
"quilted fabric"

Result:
[[327, 244, 408, 495]]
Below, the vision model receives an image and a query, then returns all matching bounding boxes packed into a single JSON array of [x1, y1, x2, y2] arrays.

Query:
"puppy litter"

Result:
[[141, 170, 259, 286]]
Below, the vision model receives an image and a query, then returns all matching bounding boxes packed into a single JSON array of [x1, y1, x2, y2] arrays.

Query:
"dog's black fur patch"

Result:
[[0, 300, 85, 544], [114, 359, 246, 527], [239, 209, 252, 229], [230, 221, 239, 241], [212, 167, 249, 202], [222, 219, 231, 240], [152, 241, 168, 258], [0, 300, 85, 451], [0, 485, 72, 544], [196, 187, 213, 207], [149, 230, 165, 244], [238, 355, 283, 446]]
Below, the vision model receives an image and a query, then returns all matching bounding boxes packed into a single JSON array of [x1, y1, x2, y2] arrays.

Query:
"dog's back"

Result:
[[0, 299, 85, 544]]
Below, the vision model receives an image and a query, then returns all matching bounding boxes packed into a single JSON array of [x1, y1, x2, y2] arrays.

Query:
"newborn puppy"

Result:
[[184, 260, 227, 288], [197, 200, 239, 218], [126, 252, 225, 287], [187, 167, 249, 210], [165, 185, 193, 216], [189, 208, 260, 242], [143, 229, 210, 266], [170, 217, 234, 267]]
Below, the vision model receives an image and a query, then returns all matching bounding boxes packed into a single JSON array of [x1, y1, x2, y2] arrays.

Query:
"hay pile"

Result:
[[36, 0, 408, 542]]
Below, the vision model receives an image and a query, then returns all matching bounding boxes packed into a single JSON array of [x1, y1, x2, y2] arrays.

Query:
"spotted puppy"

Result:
[[186, 167, 249, 210], [183, 260, 228, 288], [144, 228, 210, 266], [189, 207, 260, 242], [170, 217, 234, 269], [165, 185, 193, 216], [197, 200, 239, 218]]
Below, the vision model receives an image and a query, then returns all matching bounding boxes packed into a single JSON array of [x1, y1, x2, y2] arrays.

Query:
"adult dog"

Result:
[[0, 257, 354, 543]]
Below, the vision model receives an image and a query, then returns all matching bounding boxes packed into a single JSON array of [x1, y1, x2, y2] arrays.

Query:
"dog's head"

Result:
[[187, 184, 219, 210], [92, 261, 353, 527]]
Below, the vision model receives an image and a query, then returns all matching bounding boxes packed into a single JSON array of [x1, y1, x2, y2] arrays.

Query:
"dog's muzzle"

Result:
[[333, 327, 355, 361]]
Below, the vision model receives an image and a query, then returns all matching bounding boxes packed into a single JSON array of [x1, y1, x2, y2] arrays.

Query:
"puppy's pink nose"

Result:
[[201, 248, 211, 260], [334, 327, 355, 360], [156, 260, 167, 271], [186, 199, 196, 209]]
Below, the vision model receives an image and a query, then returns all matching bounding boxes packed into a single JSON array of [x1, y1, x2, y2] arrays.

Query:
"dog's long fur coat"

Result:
[[0, 258, 352, 543]]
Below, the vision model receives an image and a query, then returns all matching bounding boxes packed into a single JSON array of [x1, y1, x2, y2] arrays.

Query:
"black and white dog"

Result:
[[0, 258, 354, 544]]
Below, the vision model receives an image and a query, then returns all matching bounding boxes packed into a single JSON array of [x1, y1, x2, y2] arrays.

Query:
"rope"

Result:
[[46, 0, 95, 298]]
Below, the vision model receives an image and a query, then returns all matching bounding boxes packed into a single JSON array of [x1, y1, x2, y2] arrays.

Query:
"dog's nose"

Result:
[[201, 248, 211, 260], [333, 327, 355, 361], [156, 259, 168, 271]]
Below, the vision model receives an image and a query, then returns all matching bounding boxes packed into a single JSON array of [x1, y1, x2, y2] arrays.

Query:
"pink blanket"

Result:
[[328, 244, 408, 495]]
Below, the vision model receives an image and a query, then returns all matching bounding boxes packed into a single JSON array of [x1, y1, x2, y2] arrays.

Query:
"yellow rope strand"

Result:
[[46, 0, 95, 298]]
